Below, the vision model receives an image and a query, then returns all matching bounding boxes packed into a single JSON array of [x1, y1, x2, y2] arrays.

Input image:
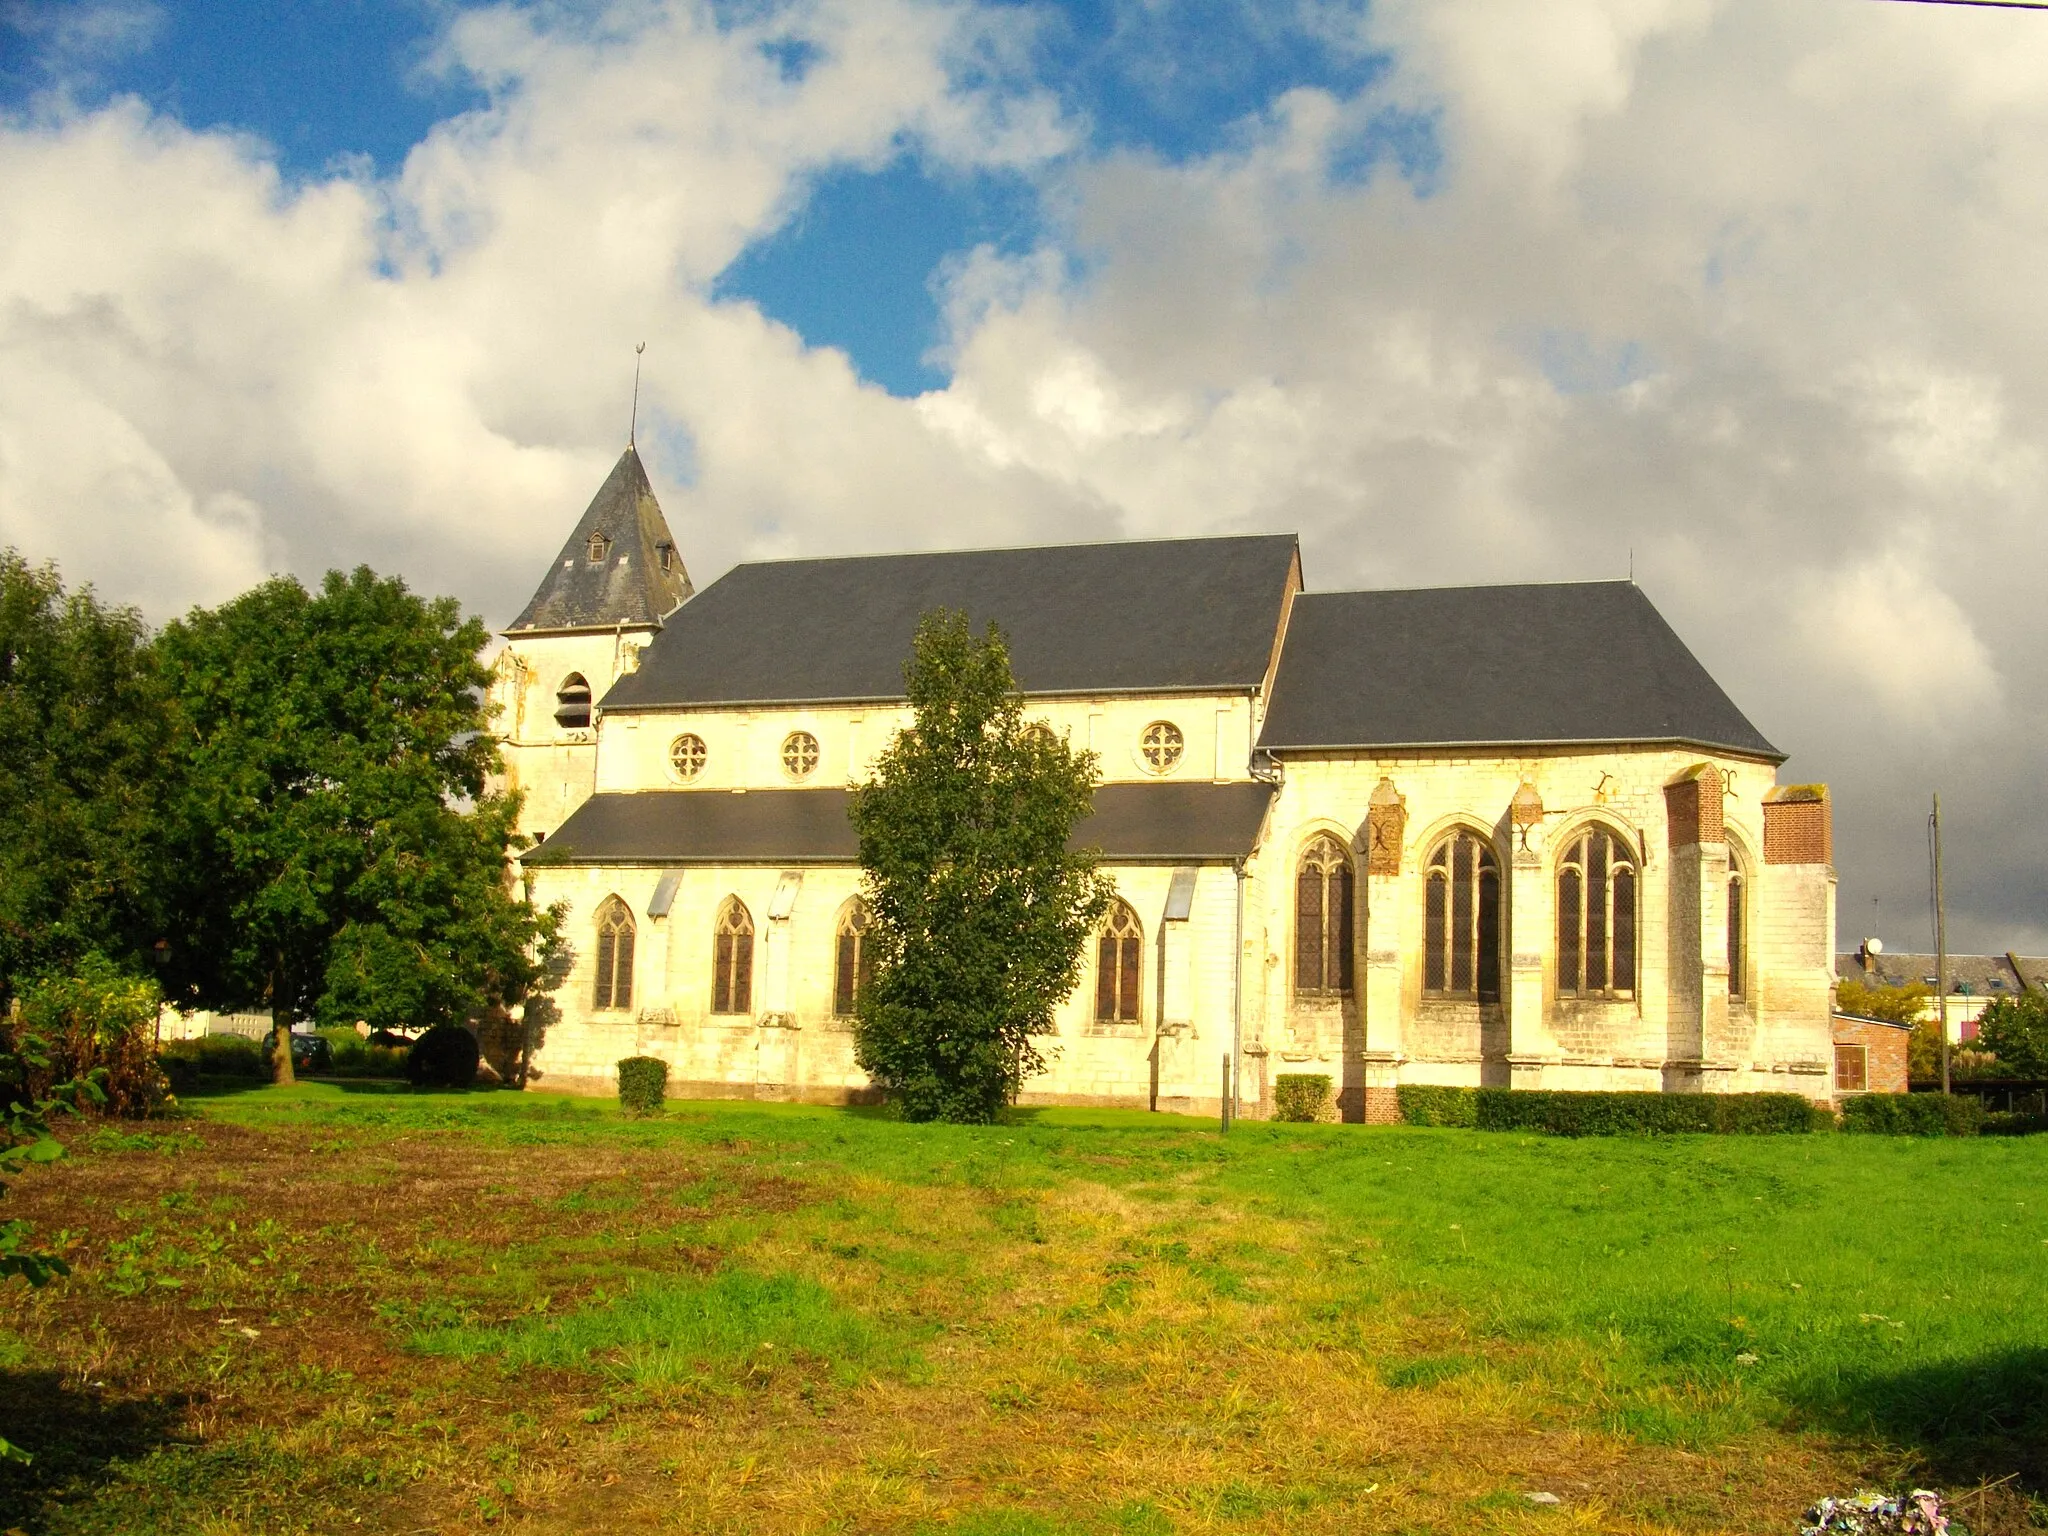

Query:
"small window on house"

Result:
[[1140, 721, 1184, 773], [1728, 863, 1747, 1000], [1423, 828, 1500, 1002], [1095, 901, 1142, 1022], [554, 674, 592, 730], [669, 733, 707, 782], [1834, 1043, 1868, 1093], [592, 897, 635, 1011], [587, 531, 611, 562], [1295, 834, 1355, 996], [782, 731, 820, 779], [1557, 825, 1637, 998], [712, 897, 754, 1014], [834, 900, 874, 1017]]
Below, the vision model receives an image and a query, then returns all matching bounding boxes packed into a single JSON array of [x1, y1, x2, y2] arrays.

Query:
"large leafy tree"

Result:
[[850, 610, 1113, 1123], [156, 567, 559, 1082], [0, 551, 174, 1005], [1975, 991, 2048, 1078]]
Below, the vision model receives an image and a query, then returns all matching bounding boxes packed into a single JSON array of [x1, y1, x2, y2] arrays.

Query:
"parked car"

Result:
[[262, 1030, 333, 1074]]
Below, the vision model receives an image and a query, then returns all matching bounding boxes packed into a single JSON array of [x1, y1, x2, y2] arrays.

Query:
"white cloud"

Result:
[[2, 0, 2046, 942]]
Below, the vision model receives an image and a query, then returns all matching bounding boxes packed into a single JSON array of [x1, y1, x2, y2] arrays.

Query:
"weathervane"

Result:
[[629, 341, 646, 447]]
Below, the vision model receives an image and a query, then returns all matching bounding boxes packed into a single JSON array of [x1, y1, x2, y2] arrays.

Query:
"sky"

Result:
[[1, 0, 2045, 953]]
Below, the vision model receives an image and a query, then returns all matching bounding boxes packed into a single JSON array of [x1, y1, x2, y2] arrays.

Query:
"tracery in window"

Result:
[[1294, 834, 1354, 996], [669, 733, 707, 782], [1423, 828, 1500, 1002], [712, 897, 754, 1014], [1556, 825, 1637, 998], [1140, 721, 1184, 773], [592, 897, 635, 1011], [554, 674, 592, 730], [1095, 900, 1142, 1022], [782, 731, 820, 780], [1022, 723, 1056, 748], [1728, 856, 1747, 1000], [834, 900, 874, 1017]]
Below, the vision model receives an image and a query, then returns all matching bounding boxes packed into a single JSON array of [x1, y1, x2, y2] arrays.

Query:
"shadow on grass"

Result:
[[1793, 1346, 2048, 1492], [0, 1372, 191, 1533]]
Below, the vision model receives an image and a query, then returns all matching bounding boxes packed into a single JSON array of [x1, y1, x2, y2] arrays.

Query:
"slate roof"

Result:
[[526, 781, 1275, 866], [1257, 582, 1781, 760], [1836, 951, 2048, 997], [600, 535, 1300, 710], [507, 446, 693, 632]]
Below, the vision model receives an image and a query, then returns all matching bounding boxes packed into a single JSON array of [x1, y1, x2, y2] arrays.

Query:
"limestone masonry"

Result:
[[491, 447, 1838, 1119]]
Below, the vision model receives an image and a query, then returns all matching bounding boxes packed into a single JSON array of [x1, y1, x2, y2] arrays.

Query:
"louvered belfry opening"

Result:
[[1294, 834, 1354, 996], [712, 897, 754, 1014], [592, 897, 635, 1010], [554, 673, 593, 729], [1423, 829, 1500, 1002], [1556, 826, 1637, 997], [834, 900, 874, 1017], [1095, 901, 1142, 1022]]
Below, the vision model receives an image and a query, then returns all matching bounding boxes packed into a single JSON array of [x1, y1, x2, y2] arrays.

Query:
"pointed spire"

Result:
[[505, 446, 693, 633]]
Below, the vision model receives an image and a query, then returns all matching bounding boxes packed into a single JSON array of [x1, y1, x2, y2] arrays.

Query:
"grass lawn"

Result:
[[2, 1086, 2044, 1535]]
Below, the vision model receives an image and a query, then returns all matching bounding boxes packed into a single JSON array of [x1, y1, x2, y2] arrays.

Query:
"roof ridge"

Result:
[[722, 530, 1297, 572]]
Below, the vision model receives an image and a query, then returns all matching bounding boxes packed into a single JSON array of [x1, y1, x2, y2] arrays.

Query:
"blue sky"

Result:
[[1, 0, 1414, 396]]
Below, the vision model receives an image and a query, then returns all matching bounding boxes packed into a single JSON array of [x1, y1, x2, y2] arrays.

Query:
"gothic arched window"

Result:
[[1423, 828, 1500, 1002], [592, 897, 635, 1011], [554, 674, 592, 730], [834, 900, 874, 1017], [1728, 853, 1748, 1001], [1295, 834, 1354, 996], [712, 897, 754, 1015], [1095, 901, 1142, 1022], [1557, 825, 1637, 998]]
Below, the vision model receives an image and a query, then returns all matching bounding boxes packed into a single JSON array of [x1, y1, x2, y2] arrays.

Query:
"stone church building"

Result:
[[491, 447, 1838, 1119]]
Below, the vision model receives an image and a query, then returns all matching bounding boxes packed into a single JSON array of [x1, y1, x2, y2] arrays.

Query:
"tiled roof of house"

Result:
[[525, 781, 1275, 866], [599, 535, 1301, 709], [1256, 581, 1781, 760], [507, 446, 693, 632], [1835, 950, 2048, 996]]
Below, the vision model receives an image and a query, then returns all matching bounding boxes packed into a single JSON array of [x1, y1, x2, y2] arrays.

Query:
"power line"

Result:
[[1869, 0, 2048, 10]]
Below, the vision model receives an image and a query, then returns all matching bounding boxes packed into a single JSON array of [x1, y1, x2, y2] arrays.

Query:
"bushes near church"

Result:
[[616, 1056, 669, 1117], [405, 1023, 480, 1089], [1394, 1085, 1824, 1136], [1273, 1074, 1334, 1122], [1840, 1092, 1984, 1138]]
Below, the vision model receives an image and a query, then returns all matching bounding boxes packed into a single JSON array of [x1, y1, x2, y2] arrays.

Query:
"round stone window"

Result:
[[1140, 721, 1184, 773], [669, 733, 706, 782], [782, 731, 820, 780]]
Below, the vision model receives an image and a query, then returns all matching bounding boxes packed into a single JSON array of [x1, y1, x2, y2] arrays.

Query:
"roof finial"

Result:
[[629, 341, 646, 447]]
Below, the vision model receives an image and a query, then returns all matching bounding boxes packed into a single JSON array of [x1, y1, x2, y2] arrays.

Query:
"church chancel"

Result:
[[491, 448, 1837, 1118]]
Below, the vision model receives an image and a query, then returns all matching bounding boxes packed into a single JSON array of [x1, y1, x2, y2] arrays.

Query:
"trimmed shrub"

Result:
[[1396, 1086, 1820, 1136], [159, 1034, 266, 1083], [405, 1024, 480, 1090], [1273, 1074, 1333, 1123], [1983, 1109, 2048, 1137], [617, 1056, 669, 1118], [1840, 1092, 1984, 1137], [1395, 1083, 1479, 1128]]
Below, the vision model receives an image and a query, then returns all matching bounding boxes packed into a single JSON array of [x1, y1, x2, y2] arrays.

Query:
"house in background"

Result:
[[1836, 940, 2048, 1043], [489, 447, 1842, 1118]]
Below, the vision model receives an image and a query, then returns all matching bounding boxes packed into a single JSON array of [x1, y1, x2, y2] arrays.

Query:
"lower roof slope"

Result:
[[1258, 582, 1780, 760], [527, 782, 1275, 865], [600, 534, 1299, 709]]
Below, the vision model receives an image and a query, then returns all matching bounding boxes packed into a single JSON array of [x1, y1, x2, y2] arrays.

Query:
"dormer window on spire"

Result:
[[587, 531, 611, 562]]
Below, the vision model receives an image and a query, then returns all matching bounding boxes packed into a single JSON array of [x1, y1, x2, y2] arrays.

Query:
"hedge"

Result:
[[1273, 1074, 1333, 1123], [1840, 1092, 1984, 1137], [617, 1056, 669, 1118], [1395, 1085, 1825, 1136]]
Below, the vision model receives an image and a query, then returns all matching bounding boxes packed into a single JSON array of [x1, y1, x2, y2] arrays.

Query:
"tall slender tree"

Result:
[[850, 610, 1113, 1123], [0, 551, 173, 1005], [156, 567, 559, 1082]]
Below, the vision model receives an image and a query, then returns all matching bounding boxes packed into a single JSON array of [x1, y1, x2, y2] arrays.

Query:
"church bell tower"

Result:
[[491, 445, 691, 843]]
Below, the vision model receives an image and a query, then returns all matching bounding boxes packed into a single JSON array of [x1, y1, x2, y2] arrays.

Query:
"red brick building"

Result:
[[1830, 1012, 1911, 1096]]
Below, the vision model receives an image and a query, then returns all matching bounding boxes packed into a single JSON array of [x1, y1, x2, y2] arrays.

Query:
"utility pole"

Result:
[[1931, 794, 1950, 1095]]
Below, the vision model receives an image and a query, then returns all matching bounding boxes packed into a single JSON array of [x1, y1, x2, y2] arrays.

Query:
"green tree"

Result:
[[0, 551, 175, 1005], [1974, 991, 2048, 1078], [1835, 977, 1929, 1025], [850, 610, 1113, 1123], [156, 567, 560, 1083]]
